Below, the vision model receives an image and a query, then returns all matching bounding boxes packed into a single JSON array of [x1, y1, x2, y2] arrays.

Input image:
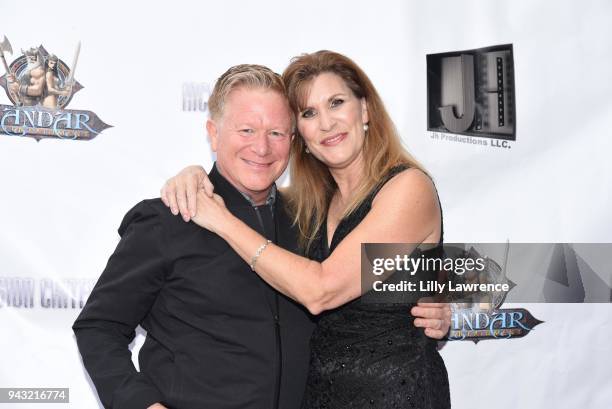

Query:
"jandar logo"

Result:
[[445, 245, 543, 343], [427, 44, 516, 147], [0, 36, 110, 141], [449, 306, 543, 343]]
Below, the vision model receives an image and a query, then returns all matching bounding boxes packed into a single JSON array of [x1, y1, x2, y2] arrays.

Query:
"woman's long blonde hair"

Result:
[[282, 50, 426, 252]]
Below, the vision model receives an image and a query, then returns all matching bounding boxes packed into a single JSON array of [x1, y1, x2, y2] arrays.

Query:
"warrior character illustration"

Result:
[[42, 54, 71, 109], [7, 47, 46, 106]]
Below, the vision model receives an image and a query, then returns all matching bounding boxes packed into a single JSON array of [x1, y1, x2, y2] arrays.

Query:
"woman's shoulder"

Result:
[[373, 166, 437, 208], [365, 166, 441, 243]]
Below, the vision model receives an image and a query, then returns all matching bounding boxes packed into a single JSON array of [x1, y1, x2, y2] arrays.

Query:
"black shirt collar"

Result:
[[209, 162, 277, 208]]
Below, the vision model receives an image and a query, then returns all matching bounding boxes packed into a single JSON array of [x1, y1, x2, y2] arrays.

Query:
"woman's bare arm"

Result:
[[195, 168, 441, 315]]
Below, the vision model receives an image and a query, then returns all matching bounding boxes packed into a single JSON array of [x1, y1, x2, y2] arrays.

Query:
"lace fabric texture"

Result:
[[301, 166, 451, 409]]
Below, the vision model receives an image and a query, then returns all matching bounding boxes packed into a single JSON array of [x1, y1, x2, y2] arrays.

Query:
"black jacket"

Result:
[[73, 164, 315, 409]]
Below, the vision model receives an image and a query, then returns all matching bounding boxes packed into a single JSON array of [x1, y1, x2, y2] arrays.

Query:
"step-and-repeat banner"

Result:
[[1, 0, 610, 408]]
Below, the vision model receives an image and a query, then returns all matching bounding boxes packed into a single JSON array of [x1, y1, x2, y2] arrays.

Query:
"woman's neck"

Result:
[[328, 153, 366, 207]]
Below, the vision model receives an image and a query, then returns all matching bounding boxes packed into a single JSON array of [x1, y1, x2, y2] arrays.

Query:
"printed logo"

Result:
[[360, 242, 544, 342], [447, 245, 542, 343], [427, 44, 516, 148], [449, 306, 543, 343], [182, 82, 210, 112], [0, 36, 110, 141], [0, 276, 97, 309]]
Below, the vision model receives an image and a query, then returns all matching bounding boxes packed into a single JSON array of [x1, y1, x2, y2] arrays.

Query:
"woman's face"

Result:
[[297, 72, 368, 171]]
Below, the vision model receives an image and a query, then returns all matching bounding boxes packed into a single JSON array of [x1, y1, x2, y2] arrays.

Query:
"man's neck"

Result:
[[215, 163, 273, 206]]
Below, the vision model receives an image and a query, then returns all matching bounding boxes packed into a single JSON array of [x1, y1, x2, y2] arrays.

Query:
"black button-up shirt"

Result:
[[73, 163, 315, 409]]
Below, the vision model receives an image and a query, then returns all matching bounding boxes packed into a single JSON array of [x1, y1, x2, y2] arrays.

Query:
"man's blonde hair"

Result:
[[208, 64, 289, 120]]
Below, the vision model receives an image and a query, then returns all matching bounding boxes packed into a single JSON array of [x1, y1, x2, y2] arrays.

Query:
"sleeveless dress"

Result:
[[300, 165, 451, 409]]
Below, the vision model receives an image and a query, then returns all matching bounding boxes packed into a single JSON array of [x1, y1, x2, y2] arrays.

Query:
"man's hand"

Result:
[[147, 403, 168, 409], [8, 80, 19, 95], [411, 301, 451, 339], [160, 165, 212, 222]]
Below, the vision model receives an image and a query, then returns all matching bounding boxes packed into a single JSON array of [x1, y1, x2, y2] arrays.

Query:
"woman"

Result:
[[163, 51, 450, 408], [42, 55, 70, 109]]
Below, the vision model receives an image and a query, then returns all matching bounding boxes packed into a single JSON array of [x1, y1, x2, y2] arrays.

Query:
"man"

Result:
[[8, 47, 46, 106], [74, 64, 450, 409]]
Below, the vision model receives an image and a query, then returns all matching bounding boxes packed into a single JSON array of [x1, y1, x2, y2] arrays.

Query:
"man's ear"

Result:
[[206, 119, 219, 152]]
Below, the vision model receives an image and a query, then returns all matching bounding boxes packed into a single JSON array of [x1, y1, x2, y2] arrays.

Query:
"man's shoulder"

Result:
[[136, 198, 172, 216], [118, 198, 197, 236]]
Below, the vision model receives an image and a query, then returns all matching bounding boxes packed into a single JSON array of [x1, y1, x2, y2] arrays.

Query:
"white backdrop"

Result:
[[1, 0, 611, 408]]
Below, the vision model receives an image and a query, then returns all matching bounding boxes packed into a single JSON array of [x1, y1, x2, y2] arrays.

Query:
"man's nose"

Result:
[[251, 132, 271, 156]]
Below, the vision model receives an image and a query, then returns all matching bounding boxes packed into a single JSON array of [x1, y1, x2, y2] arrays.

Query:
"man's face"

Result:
[[26, 54, 37, 64], [207, 87, 293, 204]]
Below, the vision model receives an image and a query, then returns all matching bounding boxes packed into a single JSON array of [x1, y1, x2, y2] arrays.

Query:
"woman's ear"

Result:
[[361, 98, 369, 125]]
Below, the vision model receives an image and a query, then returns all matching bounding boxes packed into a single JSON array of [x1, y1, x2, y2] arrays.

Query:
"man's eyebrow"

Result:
[[230, 121, 290, 131], [231, 120, 258, 127]]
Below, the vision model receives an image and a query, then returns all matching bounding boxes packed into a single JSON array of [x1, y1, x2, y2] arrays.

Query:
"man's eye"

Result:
[[301, 109, 315, 119], [240, 129, 254, 134], [331, 98, 344, 108], [270, 131, 286, 138]]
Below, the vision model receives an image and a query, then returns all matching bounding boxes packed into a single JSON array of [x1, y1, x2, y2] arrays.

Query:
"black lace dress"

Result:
[[300, 166, 451, 409]]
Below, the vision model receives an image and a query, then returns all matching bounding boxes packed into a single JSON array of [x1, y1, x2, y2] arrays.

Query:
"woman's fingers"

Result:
[[184, 173, 200, 219], [202, 175, 215, 197], [161, 179, 180, 216], [160, 184, 169, 207], [189, 166, 213, 217], [176, 180, 190, 222]]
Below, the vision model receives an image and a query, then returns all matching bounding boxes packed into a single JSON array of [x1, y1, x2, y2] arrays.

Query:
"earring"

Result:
[[305, 146, 310, 154], [363, 123, 369, 133]]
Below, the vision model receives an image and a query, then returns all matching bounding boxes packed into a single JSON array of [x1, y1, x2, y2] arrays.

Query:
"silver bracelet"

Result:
[[250, 240, 272, 271]]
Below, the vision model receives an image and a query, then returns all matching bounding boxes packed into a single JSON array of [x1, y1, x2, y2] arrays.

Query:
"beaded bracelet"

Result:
[[250, 240, 272, 271]]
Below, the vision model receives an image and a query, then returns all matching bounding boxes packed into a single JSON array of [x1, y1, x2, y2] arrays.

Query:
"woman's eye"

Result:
[[301, 109, 315, 119], [331, 98, 344, 108]]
